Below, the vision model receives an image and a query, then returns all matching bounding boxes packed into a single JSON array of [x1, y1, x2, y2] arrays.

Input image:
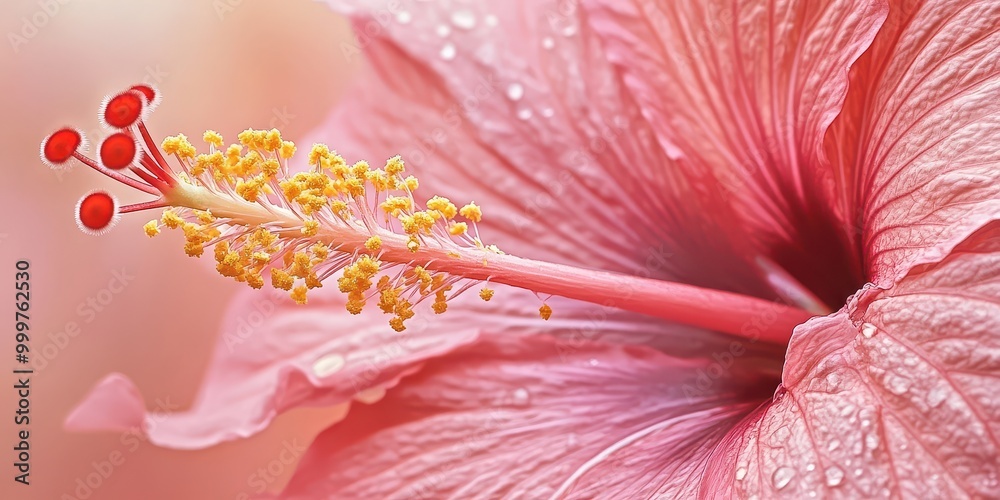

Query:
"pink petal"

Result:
[[279, 335, 777, 499], [827, 0, 1000, 285], [65, 373, 146, 432], [63, 285, 483, 449], [65, 283, 748, 449], [707, 222, 1000, 497], [582, 0, 887, 307], [313, 0, 780, 300]]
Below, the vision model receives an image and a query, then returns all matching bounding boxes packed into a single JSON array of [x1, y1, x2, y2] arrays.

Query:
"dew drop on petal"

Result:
[[517, 108, 533, 120], [484, 14, 498, 27], [542, 37, 555, 50], [511, 387, 530, 406], [541, 107, 555, 118], [506, 83, 524, 101], [395, 11, 412, 24], [588, 358, 599, 367], [927, 385, 948, 408], [735, 467, 747, 481], [861, 322, 878, 338], [436, 24, 451, 37], [771, 467, 795, 490], [450, 9, 476, 30], [439, 43, 456, 61], [313, 353, 345, 377]]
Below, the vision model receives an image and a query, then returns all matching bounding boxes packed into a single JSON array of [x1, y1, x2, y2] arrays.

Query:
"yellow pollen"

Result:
[[384, 155, 405, 176], [539, 304, 552, 320], [290, 285, 308, 304], [161, 134, 197, 159], [460, 202, 482, 222], [365, 236, 382, 252], [407, 237, 420, 253], [143, 220, 160, 237], [161, 209, 183, 229], [279, 141, 296, 160], [479, 287, 494, 301], [271, 269, 294, 291], [301, 220, 320, 236], [449, 221, 468, 236], [203, 130, 224, 148], [426, 196, 458, 219]]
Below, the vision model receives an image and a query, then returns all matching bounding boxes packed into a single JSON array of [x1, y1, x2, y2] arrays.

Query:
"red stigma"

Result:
[[76, 191, 118, 233], [42, 128, 82, 165], [102, 91, 144, 129], [130, 84, 157, 105], [99, 133, 138, 170]]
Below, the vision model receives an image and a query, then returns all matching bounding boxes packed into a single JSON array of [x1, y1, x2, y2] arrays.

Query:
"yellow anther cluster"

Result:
[[143, 220, 160, 237], [180, 221, 221, 258], [459, 202, 482, 222], [162, 134, 197, 159], [153, 129, 514, 330], [209, 227, 281, 288], [426, 196, 458, 219], [203, 130, 224, 148]]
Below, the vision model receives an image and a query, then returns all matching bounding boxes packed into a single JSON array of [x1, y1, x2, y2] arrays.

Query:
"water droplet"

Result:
[[395, 11, 412, 24], [450, 10, 477, 30], [824, 465, 844, 486], [927, 385, 948, 407], [853, 468, 863, 477], [806, 463, 816, 472], [561, 24, 578, 37], [439, 43, 456, 61], [435, 24, 451, 37], [771, 467, 795, 490], [861, 322, 878, 338], [517, 108, 533, 120], [827, 439, 841, 452], [541, 107, 555, 118], [588, 358, 599, 366], [484, 14, 498, 27], [865, 433, 880, 450], [887, 375, 910, 395], [566, 433, 578, 448], [542, 37, 555, 50], [511, 387, 530, 406], [312, 353, 345, 377], [735, 467, 747, 481], [506, 83, 524, 101]]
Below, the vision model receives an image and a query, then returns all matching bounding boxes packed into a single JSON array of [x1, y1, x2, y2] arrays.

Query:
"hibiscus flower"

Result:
[[54, 0, 999, 498]]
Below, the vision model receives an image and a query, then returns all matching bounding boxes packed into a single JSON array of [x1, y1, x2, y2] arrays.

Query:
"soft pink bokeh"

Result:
[[0, 1, 356, 498]]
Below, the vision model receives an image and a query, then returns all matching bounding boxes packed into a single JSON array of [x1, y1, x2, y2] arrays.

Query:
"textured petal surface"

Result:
[[314, 0, 786, 301], [582, 0, 888, 307], [706, 222, 1000, 497], [827, 0, 1000, 285], [280, 335, 777, 499]]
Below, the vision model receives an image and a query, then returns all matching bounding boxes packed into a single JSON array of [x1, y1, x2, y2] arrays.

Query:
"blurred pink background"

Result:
[[0, 1, 357, 498]]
